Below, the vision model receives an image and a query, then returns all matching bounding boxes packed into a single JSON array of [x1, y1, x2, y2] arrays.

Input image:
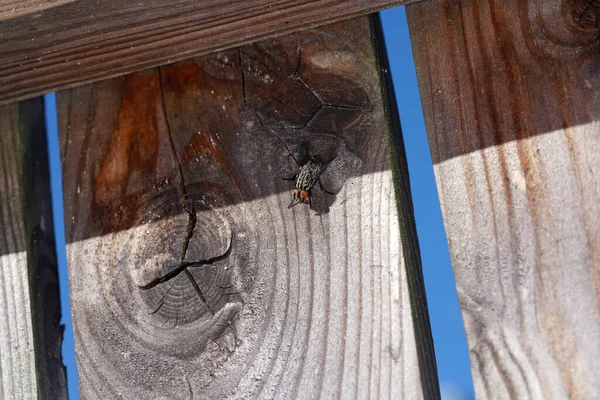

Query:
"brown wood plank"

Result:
[[407, 0, 600, 398], [0, 0, 422, 105], [57, 16, 434, 398], [0, 0, 75, 22], [0, 98, 67, 399]]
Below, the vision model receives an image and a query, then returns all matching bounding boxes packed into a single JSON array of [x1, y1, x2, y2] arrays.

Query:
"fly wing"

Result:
[[306, 162, 324, 189], [310, 155, 336, 186]]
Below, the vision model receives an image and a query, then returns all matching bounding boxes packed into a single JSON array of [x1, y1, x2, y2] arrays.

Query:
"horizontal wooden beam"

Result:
[[0, 0, 75, 22], [0, 0, 417, 105]]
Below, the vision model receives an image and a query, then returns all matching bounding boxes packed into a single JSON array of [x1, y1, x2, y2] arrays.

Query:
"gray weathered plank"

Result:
[[407, 0, 600, 398], [373, 14, 440, 400], [0, 98, 67, 399], [0, 0, 424, 105], [57, 16, 433, 399]]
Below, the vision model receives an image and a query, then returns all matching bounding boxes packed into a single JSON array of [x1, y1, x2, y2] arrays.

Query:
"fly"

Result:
[[253, 112, 337, 210], [286, 155, 336, 209]]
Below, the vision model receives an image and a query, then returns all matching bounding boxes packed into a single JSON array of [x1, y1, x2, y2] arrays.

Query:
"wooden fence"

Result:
[[0, 0, 598, 399]]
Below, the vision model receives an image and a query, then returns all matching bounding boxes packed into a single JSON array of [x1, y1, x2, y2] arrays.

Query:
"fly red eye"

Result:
[[301, 190, 308, 199], [293, 189, 298, 196]]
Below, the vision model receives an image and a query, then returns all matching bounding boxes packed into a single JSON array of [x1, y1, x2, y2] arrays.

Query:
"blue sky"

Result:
[[43, 6, 473, 399], [380, 7, 474, 399]]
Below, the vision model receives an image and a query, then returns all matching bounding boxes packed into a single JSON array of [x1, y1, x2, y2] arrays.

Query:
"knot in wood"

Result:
[[524, 0, 600, 60], [569, 0, 599, 31], [129, 196, 239, 326]]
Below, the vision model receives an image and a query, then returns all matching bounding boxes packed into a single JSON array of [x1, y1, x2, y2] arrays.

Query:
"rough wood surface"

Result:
[[0, 0, 424, 105], [407, 0, 600, 398], [0, 99, 67, 399], [0, 0, 75, 22], [57, 16, 429, 399], [373, 14, 440, 400]]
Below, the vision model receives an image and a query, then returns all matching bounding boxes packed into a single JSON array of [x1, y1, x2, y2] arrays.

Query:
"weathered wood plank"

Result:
[[373, 13, 440, 400], [0, 98, 67, 399], [0, 0, 75, 22], [57, 16, 434, 399], [0, 0, 423, 105], [407, 0, 600, 398]]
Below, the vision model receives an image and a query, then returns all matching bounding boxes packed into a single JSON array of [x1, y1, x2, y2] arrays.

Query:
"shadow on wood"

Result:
[[58, 21, 382, 242], [0, 98, 67, 399], [408, 0, 599, 163], [57, 16, 432, 399]]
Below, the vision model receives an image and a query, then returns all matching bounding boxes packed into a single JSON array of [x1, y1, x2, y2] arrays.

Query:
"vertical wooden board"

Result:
[[407, 0, 600, 398], [0, 102, 35, 400], [0, 99, 67, 399], [58, 16, 429, 399]]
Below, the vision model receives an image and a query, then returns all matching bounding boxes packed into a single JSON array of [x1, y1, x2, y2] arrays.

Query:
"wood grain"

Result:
[[0, 0, 423, 105], [373, 14, 440, 400], [0, 98, 67, 399], [407, 0, 600, 398], [0, 0, 75, 22], [57, 16, 432, 399]]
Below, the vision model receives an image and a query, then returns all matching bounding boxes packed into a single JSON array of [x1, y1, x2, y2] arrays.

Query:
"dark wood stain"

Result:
[[94, 72, 161, 210]]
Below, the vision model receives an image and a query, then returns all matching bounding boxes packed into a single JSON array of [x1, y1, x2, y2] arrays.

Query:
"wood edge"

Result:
[[20, 97, 68, 399], [370, 12, 441, 400]]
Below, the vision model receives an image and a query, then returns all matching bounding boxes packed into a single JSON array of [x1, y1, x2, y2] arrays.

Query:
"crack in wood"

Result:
[[293, 35, 303, 78], [149, 283, 174, 315], [289, 41, 370, 133], [138, 234, 234, 317], [138, 236, 233, 289], [158, 66, 220, 312], [181, 210, 197, 262], [158, 66, 190, 206], [291, 103, 366, 132], [255, 111, 300, 164], [238, 49, 248, 108], [184, 268, 214, 315]]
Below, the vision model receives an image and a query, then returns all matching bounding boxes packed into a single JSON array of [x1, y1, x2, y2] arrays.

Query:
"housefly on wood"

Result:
[[253, 111, 337, 210], [285, 155, 336, 209]]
